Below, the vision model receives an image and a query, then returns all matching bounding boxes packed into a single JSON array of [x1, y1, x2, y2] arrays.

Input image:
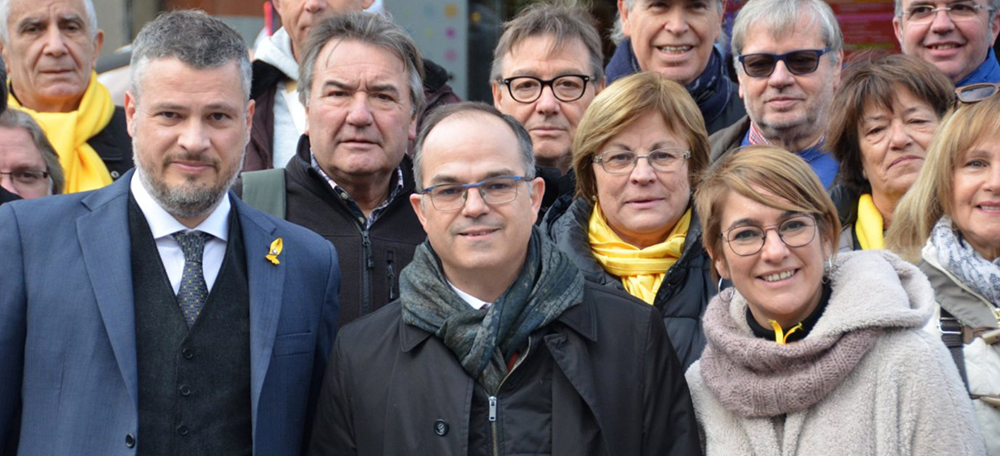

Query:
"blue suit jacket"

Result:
[[0, 171, 340, 455]]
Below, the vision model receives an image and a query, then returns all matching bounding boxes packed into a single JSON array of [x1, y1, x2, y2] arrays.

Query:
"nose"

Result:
[[629, 155, 658, 184], [767, 61, 795, 88], [177, 119, 210, 152], [888, 120, 913, 150], [460, 187, 491, 218], [759, 228, 791, 262], [41, 26, 69, 57], [534, 85, 561, 115], [986, 162, 1000, 193], [346, 94, 374, 127], [929, 7, 956, 32], [662, 6, 691, 35], [304, 0, 327, 13]]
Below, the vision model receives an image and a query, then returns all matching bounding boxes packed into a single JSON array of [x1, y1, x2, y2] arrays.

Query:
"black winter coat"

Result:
[[308, 281, 701, 456], [541, 196, 715, 369]]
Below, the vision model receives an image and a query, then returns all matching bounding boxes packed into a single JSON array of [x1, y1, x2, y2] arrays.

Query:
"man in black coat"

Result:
[[308, 102, 701, 456]]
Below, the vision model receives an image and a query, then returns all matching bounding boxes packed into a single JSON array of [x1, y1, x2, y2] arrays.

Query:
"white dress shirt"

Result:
[[448, 281, 491, 310], [131, 173, 230, 294]]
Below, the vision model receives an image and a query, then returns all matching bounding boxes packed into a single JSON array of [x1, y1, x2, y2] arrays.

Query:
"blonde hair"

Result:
[[694, 146, 840, 262], [885, 95, 1000, 262], [571, 71, 709, 201]]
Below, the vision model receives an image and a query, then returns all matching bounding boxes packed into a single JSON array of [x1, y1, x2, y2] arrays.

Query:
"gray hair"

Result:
[[490, 3, 605, 84], [412, 102, 535, 191], [894, 0, 1000, 16], [298, 12, 425, 116], [129, 10, 251, 103], [0, 108, 64, 194], [611, 0, 726, 44], [731, 0, 843, 66], [0, 0, 98, 44]]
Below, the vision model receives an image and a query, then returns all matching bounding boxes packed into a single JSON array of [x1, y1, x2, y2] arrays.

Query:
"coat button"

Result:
[[179, 385, 191, 396], [125, 433, 135, 448], [177, 424, 189, 436], [111, 171, 120, 179], [182, 348, 194, 359], [433, 419, 449, 436]]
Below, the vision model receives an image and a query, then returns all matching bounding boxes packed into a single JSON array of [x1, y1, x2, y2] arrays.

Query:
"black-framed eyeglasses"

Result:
[[903, 2, 994, 23], [420, 175, 529, 211], [721, 215, 818, 256], [500, 74, 591, 103], [0, 170, 49, 190], [737, 48, 832, 78], [593, 148, 691, 174], [956, 82, 1000, 104]]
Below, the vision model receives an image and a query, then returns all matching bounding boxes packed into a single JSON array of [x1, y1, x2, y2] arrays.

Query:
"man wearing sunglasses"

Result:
[[894, 0, 1000, 86], [491, 5, 606, 215], [709, 0, 843, 189], [308, 102, 700, 456]]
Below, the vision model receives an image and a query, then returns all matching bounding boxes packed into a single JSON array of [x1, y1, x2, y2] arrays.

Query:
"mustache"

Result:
[[449, 221, 504, 236], [164, 152, 220, 169]]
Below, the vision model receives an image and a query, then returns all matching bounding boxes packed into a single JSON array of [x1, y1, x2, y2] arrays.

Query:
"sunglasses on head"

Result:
[[737, 48, 832, 78], [955, 82, 1000, 104]]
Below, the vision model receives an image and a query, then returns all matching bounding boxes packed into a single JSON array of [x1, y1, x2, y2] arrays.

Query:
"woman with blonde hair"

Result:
[[541, 71, 712, 369], [686, 145, 983, 454], [886, 92, 1000, 453]]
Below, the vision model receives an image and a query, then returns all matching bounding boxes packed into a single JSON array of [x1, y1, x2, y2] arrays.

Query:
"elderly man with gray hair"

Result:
[[0, 10, 341, 455], [240, 11, 426, 327], [709, 0, 843, 188], [0, 0, 132, 193]]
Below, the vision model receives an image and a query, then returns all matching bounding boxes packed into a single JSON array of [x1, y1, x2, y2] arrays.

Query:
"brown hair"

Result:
[[828, 52, 954, 196], [571, 71, 709, 201], [695, 146, 841, 262], [886, 95, 1000, 262]]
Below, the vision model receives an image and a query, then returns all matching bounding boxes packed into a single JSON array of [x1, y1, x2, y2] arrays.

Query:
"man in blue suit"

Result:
[[0, 11, 340, 455]]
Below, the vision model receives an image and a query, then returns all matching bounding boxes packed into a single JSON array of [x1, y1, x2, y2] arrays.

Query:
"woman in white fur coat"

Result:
[[687, 145, 984, 455]]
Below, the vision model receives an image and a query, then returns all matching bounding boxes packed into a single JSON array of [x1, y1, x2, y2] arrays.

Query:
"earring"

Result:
[[822, 256, 833, 284]]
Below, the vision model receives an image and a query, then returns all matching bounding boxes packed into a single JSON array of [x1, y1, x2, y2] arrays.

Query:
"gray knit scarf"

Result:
[[699, 288, 881, 418], [930, 216, 1000, 305], [400, 229, 584, 393]]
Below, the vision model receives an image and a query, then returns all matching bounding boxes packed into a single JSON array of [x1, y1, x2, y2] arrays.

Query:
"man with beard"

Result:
[[709, 0, 843, 188], [0, 11, 340, 455]]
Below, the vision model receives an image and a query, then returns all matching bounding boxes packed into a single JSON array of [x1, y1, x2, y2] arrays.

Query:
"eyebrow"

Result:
[[505, 69, 587, 78], [724, 211, 802, 230], [605, 139, 684, 150], [427, 169, 520, 186]]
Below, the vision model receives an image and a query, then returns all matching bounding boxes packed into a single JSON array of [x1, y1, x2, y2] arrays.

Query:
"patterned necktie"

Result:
[[173, 231, 211, 328]]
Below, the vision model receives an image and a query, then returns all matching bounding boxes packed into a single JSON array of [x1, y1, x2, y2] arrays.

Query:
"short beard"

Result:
[[134, 146, 239, 221]]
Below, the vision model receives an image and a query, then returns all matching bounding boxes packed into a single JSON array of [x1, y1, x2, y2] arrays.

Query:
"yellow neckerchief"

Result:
[[588, 203, 691, 305], [9, 71, 114, 193], [855, 193, 885, 250], [769, 320, 804, 344]]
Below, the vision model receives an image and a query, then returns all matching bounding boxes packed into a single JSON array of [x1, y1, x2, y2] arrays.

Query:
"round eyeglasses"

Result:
[[737, 48, 832, 78], [420, 175, 528, 211], [721, 215, 818, 256], [500, 74, 591, 103], [903, 2, 993, 23], [956, 82, 1000, 104], [593, 148, 691, 174]]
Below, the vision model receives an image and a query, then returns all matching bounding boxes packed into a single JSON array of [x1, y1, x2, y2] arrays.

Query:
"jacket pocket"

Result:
[[272, 332, 314, 357]]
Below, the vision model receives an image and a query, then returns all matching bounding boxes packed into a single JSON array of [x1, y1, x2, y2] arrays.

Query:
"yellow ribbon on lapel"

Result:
[[266, 238, 283, 265]]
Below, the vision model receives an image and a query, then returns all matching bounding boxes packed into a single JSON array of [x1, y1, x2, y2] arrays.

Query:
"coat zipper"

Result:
[[489, 336, 531, 456], [386, 250, 396, 301], [359, 226, 373, 315]]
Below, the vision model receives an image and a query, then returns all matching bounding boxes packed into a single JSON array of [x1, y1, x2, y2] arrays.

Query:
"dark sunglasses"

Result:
[[737, 48, 832, 78], [955, 82, 1000, 104]]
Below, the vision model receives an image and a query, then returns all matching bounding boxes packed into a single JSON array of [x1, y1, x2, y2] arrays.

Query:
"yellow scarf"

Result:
[[588, 204, 691, 304], [855, 194, 885, 250], [9, 71, 115, 193]]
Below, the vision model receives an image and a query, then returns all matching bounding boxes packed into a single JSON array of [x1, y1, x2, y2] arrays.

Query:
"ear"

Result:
[[91, 30, 105, 68], [713, 252, 731, 281], [528, 176, 546, 224], [618, 0, 633, 39], [304, 103, 310, 136], [361, 0, 376, 8], [244, 99, 256, 147], [408, 111, 418, 141], [124, 90, 137, 137], [736, 69, 746, 100], [830, 50, 844, 92], [409, 192, 429, 229], [593, 78, 607, 96], [491, 80, 504, 111], [991, 12, 1000, 46]]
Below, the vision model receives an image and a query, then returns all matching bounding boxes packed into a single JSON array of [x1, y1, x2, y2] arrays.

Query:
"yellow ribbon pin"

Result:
[[266, 238, 283, 265]]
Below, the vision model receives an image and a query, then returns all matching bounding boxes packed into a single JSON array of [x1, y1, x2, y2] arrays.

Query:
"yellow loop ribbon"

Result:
[[769, 320, 804, 344]]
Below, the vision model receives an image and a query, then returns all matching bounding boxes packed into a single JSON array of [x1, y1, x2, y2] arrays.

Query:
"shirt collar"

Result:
[[958, 47, 1000, 87], [448, 280, 491, 310], [130, 171, 231, 241]]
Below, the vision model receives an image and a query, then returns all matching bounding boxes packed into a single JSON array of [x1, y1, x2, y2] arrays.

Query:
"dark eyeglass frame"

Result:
[[720, 215, 819, 256], [592, 148, 691, 174], [0, 170, 50, 187], [420, 175, 529, 211], [737, 48, 832, 78], [955, 82, 1000, 104], [500, 74, 592, 103]]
